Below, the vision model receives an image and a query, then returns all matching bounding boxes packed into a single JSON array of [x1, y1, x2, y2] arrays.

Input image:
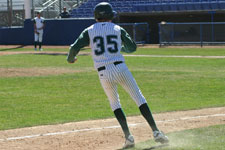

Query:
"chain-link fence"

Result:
[[119, 23, 150, 44], [0, 0, 86, 27], [0, 0, 25, 27], [159, 22, 225, 46]]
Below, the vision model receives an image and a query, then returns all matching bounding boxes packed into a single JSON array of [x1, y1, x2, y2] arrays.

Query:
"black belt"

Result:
[[97, 61, 123, 72]]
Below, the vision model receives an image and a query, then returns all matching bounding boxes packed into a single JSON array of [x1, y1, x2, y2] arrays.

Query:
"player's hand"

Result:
[[68, 57, 77, 64]]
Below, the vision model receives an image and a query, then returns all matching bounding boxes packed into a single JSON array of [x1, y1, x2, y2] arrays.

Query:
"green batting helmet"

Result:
[[94, 2, 116, 20]]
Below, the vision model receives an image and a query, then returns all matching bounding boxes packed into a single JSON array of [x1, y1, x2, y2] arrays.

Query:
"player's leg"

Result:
[[116, 66, 159, 131], [114, 107, 135, 148], [139, 103, 158, 131], [99, 77, 131, 139], [38, 30, 43, 51], [34, 33, 38, 50], [117, 67, 169, 143]]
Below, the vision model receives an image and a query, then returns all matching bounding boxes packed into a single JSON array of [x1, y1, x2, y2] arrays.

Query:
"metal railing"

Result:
[[0, 0, 25, 27], [34, 0, 87, 18], [0, 0, 87, 27]]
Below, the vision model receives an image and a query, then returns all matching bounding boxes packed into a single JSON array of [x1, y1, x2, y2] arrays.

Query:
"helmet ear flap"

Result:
[[112, 11, 117, 18]]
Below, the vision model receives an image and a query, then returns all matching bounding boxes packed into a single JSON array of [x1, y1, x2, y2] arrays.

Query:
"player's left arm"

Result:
[[120, 27, 137, 53], [67, 28, 90, 63], [40, 18, 45, 30]]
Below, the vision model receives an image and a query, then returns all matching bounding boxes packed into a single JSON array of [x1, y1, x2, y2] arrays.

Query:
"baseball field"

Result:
[[0, 45, 224, 150]]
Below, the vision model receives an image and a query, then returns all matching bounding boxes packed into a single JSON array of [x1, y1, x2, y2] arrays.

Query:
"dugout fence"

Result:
[[118, 22, 150, 44], [159, 22, 225, 46]]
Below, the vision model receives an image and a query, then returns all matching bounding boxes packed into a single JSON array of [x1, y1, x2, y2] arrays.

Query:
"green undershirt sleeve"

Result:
[[67, 28, 90, 63], [120, 27, 137, 53]]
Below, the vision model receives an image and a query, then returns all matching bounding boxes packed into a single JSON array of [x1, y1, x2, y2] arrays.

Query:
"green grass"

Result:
[[133, 48, 225, 56], [0, 48, 224, 130], [0, 73, 111, 130], [0, 54, 93, 69], [131, 124, 225, 150]]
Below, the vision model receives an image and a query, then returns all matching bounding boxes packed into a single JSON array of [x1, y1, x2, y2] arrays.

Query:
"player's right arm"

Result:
[[34, 19, 38, 34], [120, 27, 137, 53], [67, 29, 90, 63]]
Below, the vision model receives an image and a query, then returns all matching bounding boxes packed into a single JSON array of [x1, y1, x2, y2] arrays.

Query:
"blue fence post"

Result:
[[200, 24, 203, 47], [209, 11, 215, 42], [146, 23, 150, 44], [158, 23, 161, 47], [211, 22, 214, 43], [133, 23, 136, 43], [172, 24, 175, 43]]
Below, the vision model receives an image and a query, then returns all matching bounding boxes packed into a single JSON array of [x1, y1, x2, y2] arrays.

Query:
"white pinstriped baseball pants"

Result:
[[98, 62, 147, 111], [34, 29, 43, 42]]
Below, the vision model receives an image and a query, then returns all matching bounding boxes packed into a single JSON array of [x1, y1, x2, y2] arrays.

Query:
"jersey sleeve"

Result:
[[67, 28, 90, 63], [120, 27, 137, 53]]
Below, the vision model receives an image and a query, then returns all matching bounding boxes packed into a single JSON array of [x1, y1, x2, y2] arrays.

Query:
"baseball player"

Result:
[[67, 2, 169, 149], [34, 12, 45, 51]]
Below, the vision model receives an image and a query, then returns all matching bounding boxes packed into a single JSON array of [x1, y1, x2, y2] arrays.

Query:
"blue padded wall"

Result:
[[43, 19, 95, 45], [0, 19, 95, 45], [0, 27, 26, 45]]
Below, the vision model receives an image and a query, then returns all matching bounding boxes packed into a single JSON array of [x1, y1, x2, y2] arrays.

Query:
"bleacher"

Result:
[[70, 0, 225, 18], [70, 0, 134, 18], [133, 0, 225, 12]]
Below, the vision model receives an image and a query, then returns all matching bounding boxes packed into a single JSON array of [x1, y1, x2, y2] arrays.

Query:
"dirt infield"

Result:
[[0, 45, 69, 49], [0, 68, 82, 77], [0, 107, 224, 150], [0, 51, 68, 56]]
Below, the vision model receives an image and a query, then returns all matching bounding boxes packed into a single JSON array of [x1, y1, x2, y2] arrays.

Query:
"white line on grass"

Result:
[[0, 113, 225, 141], [124, 55, 225, 59]]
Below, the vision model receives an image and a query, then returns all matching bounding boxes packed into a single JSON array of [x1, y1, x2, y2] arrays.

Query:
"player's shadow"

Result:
[[0, 45, 26, 51], [117, 144, 169, 150], [143, 144, 169, 150]]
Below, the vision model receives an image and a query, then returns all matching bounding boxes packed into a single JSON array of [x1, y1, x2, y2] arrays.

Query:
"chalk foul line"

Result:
[[0, 113, 224, 142], [124, 55, 225, 59]]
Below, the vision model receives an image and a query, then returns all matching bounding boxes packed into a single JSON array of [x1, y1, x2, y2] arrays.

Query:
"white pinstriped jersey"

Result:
[[87, 22, 125, 69], [67, 22, 136, 69], [34, 17, 44, 30], [67, 21, 147, 111]]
